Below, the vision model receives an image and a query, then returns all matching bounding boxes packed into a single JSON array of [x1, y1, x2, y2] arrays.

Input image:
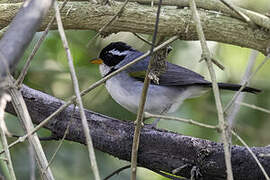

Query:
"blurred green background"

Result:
[[2, 0, 270, 179]]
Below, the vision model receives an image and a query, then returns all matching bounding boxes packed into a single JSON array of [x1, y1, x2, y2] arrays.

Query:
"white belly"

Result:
[[105, 74, 203, 114], [100, 64, 208, 114]]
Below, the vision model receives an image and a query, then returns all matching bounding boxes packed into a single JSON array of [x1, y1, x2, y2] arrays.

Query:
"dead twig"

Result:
[[232, 130, 270, 180], [189, 0, 233, 179], [0, 93, 16, 180], [87, 0, 129, 47], [130, 0, 162, 179], [15, 0, 69, 86], [54, 1, 101, 179], [104, 165, 130, 180], [219, 0, 257, 28]]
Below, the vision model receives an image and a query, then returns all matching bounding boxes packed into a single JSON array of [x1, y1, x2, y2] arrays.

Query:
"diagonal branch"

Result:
[[189, 0, 233, 178], [0, 0, 53, 77], [131, 0, 162, 179], [8, 77, 55, 180], [0, 93, 16, 180], [54, 1, 100, 179]]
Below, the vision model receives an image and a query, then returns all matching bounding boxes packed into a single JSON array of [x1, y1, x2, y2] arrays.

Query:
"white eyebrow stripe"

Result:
[[109, 49, 129, 56]]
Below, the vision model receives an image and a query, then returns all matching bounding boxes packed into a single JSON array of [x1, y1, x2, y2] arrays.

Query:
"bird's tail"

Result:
[[217, 83, 261, 94]]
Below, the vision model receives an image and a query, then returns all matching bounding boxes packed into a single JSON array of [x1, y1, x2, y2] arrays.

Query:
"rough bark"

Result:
[[0, 1, 270, 55], [5, 85, 270, 180]]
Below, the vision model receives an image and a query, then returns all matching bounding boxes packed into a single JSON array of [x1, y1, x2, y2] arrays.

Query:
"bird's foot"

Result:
[[172, 164, 202, 180], [143, 117, 160, 129], [134, 120, 144, 127], [190, 166, 202, 180]]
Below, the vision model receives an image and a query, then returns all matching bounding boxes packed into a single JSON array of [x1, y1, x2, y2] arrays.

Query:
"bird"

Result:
[[91, 41, 261, 116]]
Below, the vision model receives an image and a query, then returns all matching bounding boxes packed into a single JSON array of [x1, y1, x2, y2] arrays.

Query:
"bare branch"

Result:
[[189, 0, 233, 179], [219, 0, 257, 28], [236, 101, 270, 114], [104, 165, 131, 180], [4, 85, 270, 180], [131, 0, 162, 179], [54, 1, 100, 179], [226, 50, 258, 126], [144, 112, 219, 130], [7, 77, 55, 180], [232, 130, 270, 180], [0, 93, 16, 180], [123, 0, 270, 30], [15, 0, 69, 86], [224, 55, 270, 113], [0, 0, 53, 77], [0, 1, 269, 54], [87, 0, 130, 46]]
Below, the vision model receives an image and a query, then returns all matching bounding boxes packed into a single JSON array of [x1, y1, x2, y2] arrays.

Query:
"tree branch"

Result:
[[0, 0, 53, 77], [0, 1, 270, 54], [5, 85, 270, 180]]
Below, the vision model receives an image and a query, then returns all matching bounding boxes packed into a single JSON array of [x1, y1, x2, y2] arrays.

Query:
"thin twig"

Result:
[[189, 0, 233, 179], [126, 0, 269, 29], [43, 105, 75, 171], [15, 0, 69, 86], [226, 50, 258, 126], [54, 1, 101, 180], [104, 165, 131, 180], [198, 54, 225, 71], [42, 112, 72, 174], [219, 0, 257, 28], [259, 153, 270, 157], [210, 57, 225, 70], [87, 0, 129, 47], [155, 169, 187, 180], [0, 157, 8, 161], [8, 76, 55, 180], [144, 112, 219, 130], [172, 164, 189, 175], [0, 93, 16, 180], [28, 144, 36, 180], [232, 130, 270, 180], [104, 164, 185, 180], [130, 0, 162, 179], [236, 101, 270, 114], [132, 33, 153, 46], [224, 55, 270, 113], [0, 36, 179, 155], [41, 104, 76, 174]]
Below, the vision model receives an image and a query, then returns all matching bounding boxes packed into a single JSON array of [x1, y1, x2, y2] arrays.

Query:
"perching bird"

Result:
[[91, 42, 261, 115]]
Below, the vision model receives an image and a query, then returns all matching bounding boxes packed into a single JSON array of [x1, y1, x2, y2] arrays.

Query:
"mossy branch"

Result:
[[0, 1, 270, 54]]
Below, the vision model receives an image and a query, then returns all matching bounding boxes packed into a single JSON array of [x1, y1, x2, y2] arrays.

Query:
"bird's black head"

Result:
[[99, 42, 134, 67]]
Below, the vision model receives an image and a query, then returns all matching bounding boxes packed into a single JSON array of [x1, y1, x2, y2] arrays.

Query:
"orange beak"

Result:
[[90, 58, 103, 64]]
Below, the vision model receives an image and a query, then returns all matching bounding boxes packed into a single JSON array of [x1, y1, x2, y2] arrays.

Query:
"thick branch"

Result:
[[0, 1, 270, 55], [5, 85, 270, 180], [0, 0, 53, 77]]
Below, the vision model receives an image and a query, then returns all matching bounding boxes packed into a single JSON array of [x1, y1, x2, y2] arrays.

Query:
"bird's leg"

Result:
[[134, 120, 144, 127], [190, 166, 202, 179], [149, 117, 161, 128], [145, 105, 171, 128]]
